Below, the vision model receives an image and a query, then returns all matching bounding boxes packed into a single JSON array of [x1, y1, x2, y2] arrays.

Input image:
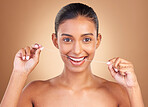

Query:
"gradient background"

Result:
[[0, 0, 148, 106]]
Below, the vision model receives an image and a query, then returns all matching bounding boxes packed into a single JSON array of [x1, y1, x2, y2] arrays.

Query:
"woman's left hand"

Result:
[[108, 57, 138, 88]]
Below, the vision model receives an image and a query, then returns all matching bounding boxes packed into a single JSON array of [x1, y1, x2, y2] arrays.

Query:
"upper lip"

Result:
[[67, 56, 87, 59]]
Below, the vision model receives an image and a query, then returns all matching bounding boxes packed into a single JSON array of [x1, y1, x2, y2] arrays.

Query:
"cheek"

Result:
[[83, 42, 96, 54], [58, 40, 72, 54]]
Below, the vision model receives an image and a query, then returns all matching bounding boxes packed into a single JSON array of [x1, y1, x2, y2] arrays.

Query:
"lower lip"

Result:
[[68, 57, 86, 66]]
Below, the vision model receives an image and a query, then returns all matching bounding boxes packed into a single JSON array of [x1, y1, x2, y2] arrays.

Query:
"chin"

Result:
[[64, 64, 90, 73], [64, 58, 92, 73]]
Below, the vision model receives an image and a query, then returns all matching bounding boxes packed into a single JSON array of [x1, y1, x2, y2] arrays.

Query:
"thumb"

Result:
[[108, 64, 117, 78], [34, 47, 44, 62]]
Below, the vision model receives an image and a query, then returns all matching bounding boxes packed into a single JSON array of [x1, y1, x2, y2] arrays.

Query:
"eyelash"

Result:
[[83, 38, 92, 43], [63, 38, 72, 42], [62, 37, 92, 43]]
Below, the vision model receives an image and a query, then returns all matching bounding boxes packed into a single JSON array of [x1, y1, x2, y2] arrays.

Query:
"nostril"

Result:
[[71, 41, 83, 55], [73, 45, 82, 54], [84, 56, 88, 59]]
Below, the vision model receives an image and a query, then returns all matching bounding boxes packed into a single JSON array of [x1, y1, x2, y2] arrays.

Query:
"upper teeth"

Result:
[[68, 57, 85, 61]]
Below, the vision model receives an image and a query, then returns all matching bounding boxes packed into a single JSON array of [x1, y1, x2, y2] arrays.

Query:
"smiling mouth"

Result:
[[67, 56, 88, 66], [67, 56, 87, 61]]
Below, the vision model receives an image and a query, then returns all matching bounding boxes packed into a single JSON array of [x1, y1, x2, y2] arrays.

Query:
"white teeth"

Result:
[[69, 57, 85, 61]]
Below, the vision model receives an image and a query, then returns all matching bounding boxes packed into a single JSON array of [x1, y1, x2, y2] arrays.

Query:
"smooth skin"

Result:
[[0, 16, 144, 107]]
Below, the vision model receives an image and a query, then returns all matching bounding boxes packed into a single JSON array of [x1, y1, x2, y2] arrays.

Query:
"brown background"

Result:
[[0, 0, 148, 106]]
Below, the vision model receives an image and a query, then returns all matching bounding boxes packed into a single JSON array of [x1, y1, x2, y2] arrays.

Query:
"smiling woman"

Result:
[[52, 15, 100, 73], [0, 3, 144, 107]]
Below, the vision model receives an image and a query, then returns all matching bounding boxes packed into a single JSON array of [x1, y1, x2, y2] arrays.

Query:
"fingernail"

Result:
[[34, 44, 38, 48], [114, 68, 118, 72], [26, 56, 30, 60], [22, 56, 25, 60], [40, 47, 44, 50], [107, 62, 111, 65]]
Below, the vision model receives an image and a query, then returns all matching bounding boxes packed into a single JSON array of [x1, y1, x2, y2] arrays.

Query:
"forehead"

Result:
[[57, 16, 96, 36]]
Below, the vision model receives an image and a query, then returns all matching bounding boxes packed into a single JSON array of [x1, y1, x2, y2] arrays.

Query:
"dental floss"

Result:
[[42, 47, 112, 65], [40, 47, 119, 72], [86, 59, 109, 64]]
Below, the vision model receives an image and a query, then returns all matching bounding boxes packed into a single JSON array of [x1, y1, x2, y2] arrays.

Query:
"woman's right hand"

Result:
[[13, 43, 44, 75]]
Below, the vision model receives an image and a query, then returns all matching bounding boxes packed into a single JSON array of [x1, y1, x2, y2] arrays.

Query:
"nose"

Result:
[[72, 41, 82, 55]]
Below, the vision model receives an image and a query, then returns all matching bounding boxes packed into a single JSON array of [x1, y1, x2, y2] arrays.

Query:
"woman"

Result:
[[0, 3, 144, 107]]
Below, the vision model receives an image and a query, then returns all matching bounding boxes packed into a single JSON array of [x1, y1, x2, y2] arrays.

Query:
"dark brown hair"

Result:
[[55, 3, 99, 37]]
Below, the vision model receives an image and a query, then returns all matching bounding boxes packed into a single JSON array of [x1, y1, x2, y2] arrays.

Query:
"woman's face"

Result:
[[52, 16, 101, 72]]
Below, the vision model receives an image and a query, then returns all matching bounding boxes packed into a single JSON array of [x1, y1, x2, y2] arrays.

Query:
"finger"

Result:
[[112, 65, 130, 76], [32, 44, 38, 49], [108, 64, 117, 78], [113, 68, 119, 73], [25, 46, 31, 60], [114, 57, 121, 69], [31, 43, 42, 49], [33, 48, 42, 62], [31, 43, 43, 55], [18, 48, 26, 60], [108, 57, 130, 64], [108, 57, 131, 70], [30, 44, 39, 57], [118, 68, 128, 76], [108, 57, 119, 71], [117, 58, 130, 63], [32, 43, 44, 61], [108, 57, 116, 63], [118, 63, 133, 69], [119, 65, 134, 73], [108, 57, 120, 67]]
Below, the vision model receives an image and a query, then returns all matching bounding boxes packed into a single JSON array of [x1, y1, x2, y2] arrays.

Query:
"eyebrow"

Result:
[[81, 33, 94, 37], [61, 33, 94, 37], [61, 33, 73, 37]]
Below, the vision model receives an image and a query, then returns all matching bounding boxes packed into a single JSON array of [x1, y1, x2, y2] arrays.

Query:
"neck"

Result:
[[59, 65, 95, 91]]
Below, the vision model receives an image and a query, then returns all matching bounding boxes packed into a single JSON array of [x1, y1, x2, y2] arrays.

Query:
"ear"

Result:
[[52, 33, 59, 49], [96, 33, 102, 49]]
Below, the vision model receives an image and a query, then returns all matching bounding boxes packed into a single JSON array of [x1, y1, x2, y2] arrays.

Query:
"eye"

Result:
[[63, 38, 72, 42], [83, 38, 92, 42]]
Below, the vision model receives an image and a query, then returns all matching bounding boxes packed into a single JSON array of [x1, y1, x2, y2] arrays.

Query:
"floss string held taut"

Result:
[[42, 47, 110, 65]]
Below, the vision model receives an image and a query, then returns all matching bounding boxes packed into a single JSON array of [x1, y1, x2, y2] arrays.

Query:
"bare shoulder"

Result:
[[18, 78, 56, 106], [24, 80, 48, 91], [94, 75, 130, 106], [19, 80, 48, 99], [17, 80, 49, 106], [22, 78, 56, 95]]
